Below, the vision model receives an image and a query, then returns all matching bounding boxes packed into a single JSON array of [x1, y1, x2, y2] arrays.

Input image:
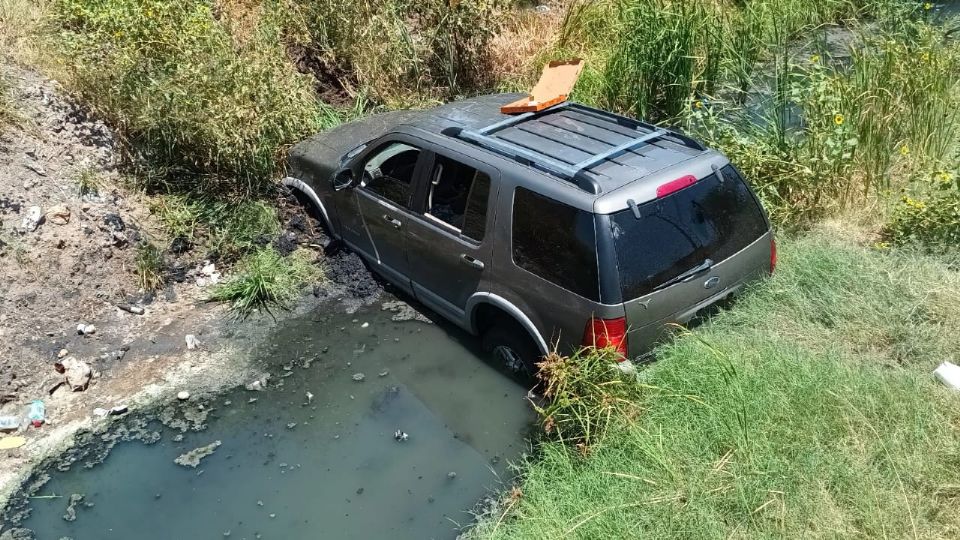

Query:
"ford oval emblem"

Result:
[[704, 276, 720, 290]]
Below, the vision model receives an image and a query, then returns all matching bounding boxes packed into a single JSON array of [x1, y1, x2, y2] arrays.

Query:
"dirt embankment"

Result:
[[0, 63, 384, 511]]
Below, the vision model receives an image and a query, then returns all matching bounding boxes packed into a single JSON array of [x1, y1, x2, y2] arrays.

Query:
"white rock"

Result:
[[21, 206, 43, 231], [177, 391, 190, 401], [93, 408, 108, 417], [76, 323, 96, 336], [61, 356, 92, 391]]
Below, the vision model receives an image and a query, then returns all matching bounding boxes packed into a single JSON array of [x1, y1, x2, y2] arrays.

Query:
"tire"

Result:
[[482, 323, 541, 377]]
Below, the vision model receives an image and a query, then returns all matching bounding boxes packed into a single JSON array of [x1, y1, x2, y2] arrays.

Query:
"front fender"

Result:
[[282, 176, 336, 235]]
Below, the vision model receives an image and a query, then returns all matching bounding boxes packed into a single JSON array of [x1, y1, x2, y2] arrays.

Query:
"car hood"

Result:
[[288, 110, 421, 180]]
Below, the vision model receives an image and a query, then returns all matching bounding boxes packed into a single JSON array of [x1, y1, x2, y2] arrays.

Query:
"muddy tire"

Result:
[[482, 323, 541, 376]]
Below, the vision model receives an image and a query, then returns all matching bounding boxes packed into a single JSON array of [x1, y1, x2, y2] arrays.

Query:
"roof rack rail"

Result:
[[455, 102, 680, 194]]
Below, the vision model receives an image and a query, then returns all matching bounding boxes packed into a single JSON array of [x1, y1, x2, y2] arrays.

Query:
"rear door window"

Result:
[[611, 165, 768, 299], [512, 187, 599, 301], [424, 154, 492, 242]]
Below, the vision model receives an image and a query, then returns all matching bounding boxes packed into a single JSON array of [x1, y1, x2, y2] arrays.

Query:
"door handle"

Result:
[[382, 214, 402, 229], [460, 254, 484, 270]]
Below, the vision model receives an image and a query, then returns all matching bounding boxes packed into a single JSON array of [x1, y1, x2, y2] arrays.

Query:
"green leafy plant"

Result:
[[210, 247, 319, 317], [135, 241, 165, 291]]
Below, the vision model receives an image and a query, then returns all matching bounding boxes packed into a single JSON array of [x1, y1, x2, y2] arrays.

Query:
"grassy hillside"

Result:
[[470, 233, 960, 538]]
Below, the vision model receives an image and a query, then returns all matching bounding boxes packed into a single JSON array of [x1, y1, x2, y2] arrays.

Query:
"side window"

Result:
[[424, 154, 492, 243], [361, 142, 421, 207], [512, 188, 599, 301]]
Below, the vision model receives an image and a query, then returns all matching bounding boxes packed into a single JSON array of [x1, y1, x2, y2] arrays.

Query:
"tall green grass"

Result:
[[470, 234, 960, 538], [53, 0, 331, 195], [210, 246, 320, 317]]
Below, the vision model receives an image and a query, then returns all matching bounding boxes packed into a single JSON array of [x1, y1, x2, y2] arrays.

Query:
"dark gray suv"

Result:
[[285, 94, 775, 373]]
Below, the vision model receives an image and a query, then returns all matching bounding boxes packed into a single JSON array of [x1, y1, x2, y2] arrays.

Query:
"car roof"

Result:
[[392, 93, 716, 210]]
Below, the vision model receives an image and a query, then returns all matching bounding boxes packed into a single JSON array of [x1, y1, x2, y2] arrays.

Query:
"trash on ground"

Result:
[[352, 373, 365, 382], [378, 369, 389, 378], [305, 391, 314, 404], [174, 440, 222, 468], [55, 357, 92, 391], [185, 334, 200, 350], [0, 415, 21, 432], [76, 323, 96, 336], [934, 361, 960, 391], [245, 373, 270, 391], [26, 400, 45, 427], [0, 436, 27, 450], [394, 429, 409, 442], [93, 408, 108, 418], [109, 405, 129, 416], [117, 304, 145, 315]]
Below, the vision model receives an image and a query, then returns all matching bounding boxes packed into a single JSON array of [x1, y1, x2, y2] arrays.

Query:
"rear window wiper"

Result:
[[652, 258, 714, 292]]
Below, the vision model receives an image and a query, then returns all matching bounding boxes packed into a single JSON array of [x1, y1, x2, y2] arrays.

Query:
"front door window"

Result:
[[361, 142, 421, 207]]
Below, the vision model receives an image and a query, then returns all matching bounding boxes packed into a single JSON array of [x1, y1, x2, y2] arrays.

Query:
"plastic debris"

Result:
[[76, 323, 96, 336], [117, 304, 145, 315], [0, 436, 27, 450], [305, 391, 314, 404], [56, 357, 92, 391], [0, 415, 21, 432], [185, 334, 200, 350], [934, 361, 960, 391], [352, 373, 365, 382], [27, 400, 45, 427], [394, 429, 409, 442]]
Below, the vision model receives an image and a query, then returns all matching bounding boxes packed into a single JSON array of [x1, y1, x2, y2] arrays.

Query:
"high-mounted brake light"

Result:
[[656, 175, 697, 198], [583, 317, 628, 360], [770, 236, 778, 274]]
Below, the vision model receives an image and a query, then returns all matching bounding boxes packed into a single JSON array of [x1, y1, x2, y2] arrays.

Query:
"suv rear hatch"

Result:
[[606, 165, 773, 357]]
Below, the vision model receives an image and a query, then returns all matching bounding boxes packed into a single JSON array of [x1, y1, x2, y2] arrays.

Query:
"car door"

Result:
[[354, 140, 428, 294], [403, 150, 499, 326]]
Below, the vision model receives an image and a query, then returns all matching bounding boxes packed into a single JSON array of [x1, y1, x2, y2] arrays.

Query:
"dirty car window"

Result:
[[362, 142, 421, 207]]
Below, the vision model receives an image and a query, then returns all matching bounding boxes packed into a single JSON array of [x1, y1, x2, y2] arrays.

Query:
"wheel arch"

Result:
[[282, 176, 335, 234], [466, 293, 550, 356]]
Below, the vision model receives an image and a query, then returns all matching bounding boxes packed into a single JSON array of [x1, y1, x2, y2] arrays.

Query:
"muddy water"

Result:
[[20, 303, 534, 539]]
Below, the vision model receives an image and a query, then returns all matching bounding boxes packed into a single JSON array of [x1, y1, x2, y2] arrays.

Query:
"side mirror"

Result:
[[332, 168, 355, 191]]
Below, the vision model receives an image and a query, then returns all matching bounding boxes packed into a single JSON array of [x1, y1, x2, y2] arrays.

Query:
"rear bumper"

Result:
[[625, 267, 764, 359]]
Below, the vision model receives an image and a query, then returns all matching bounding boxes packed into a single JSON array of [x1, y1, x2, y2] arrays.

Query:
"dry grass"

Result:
[[216, 0, 263, 46], [0, 0, 50, 65], [488, 1, 568, 91]]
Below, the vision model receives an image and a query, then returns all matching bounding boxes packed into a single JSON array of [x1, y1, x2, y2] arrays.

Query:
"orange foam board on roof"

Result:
[[500, 59, 584, 114]]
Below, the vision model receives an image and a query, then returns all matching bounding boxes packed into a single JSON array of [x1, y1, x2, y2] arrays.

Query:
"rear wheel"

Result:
[[482, 323, 541, 377]]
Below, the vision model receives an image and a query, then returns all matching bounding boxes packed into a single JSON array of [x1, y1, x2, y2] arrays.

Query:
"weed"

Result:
[[135, 241, 165, 291], [210, 246, 319, 317], [75, 167, 100, 197], [535, 347, 643, 449], [149, 195, 279, 260]]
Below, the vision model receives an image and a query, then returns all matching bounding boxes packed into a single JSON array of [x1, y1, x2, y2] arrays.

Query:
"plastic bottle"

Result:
[[26, 400, 45, 427]]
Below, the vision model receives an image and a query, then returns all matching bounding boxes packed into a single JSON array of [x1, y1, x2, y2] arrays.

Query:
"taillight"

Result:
[[770, 236, 777, 274], [583, 317, 628, 360], [656, 175, 697, 198]]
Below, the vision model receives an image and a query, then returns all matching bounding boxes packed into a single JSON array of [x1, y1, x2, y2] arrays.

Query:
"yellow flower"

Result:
[[935, 171, 955, 183], [921, 51, 931, 63], [899, 145, 910, 156], [924, 2, 933, 10], [810, 54, 821, 64], [833, 113, 844, 126], [114, 30, 123, 38], [693, 100, 703, 110]]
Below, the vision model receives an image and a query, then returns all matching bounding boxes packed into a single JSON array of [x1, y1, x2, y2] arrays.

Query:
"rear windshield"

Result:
[[611, 165, 768, 299]]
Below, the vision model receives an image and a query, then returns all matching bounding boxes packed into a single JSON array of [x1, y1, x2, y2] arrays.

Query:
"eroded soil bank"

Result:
[[0, 62, 381, 514]]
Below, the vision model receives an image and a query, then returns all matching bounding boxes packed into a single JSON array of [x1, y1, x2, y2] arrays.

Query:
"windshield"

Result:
[[610, 165, 768, 299]]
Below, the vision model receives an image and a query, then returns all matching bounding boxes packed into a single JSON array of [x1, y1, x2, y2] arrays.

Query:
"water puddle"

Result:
[[17, 301, 534, 539]]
